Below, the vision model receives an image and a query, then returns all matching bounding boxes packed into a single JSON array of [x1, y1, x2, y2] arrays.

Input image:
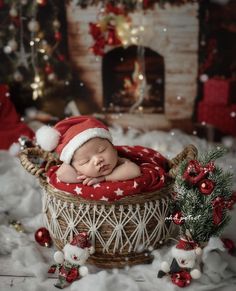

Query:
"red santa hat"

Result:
[[172, 237, 202, 259], [70, 232, 95, 254], [35, 115, 112, 164], [70, 232, 91, 249]]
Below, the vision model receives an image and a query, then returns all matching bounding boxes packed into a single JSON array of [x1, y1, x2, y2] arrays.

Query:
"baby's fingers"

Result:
[[87, 179, 97, 186], [83, 178, 91, 185], [77, 175, 86, 181]]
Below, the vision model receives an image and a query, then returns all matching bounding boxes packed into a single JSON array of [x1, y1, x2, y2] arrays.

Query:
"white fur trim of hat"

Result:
[[60, 127, 112, 164]]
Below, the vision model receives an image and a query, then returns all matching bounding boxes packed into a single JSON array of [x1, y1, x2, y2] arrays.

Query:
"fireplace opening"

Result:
[[102, 45, 165, 113]]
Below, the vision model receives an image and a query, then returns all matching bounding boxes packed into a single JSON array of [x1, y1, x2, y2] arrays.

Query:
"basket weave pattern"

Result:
[[20, 144, 197, 268]]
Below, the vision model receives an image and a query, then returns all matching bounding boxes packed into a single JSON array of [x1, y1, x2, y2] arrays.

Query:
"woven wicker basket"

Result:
[[20, 144, 197, 268]]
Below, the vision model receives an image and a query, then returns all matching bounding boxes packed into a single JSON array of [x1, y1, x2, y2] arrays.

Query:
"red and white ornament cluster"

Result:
[[89, 3, 130, 56]]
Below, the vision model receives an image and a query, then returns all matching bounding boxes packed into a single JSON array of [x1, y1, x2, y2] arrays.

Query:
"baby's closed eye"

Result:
[[78, 159, 89, 165], [98, 146, 106, 153]]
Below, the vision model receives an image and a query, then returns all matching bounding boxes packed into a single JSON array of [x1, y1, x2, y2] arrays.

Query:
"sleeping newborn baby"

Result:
[[36, 116, 141, 186]]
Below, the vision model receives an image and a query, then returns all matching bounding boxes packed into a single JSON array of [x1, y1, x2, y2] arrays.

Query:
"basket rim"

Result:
[[42, 179, 173, 205]]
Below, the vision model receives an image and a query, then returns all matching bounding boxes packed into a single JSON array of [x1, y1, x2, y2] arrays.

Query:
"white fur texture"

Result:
[[63, 244, 89, 266], [161, 261, 170, 273], [35, 125, 60, 151]]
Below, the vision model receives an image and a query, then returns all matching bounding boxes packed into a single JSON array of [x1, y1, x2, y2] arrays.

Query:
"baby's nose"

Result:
[[94, 156, 103, 165]]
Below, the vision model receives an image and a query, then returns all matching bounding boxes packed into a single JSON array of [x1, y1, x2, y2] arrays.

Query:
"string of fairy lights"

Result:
[[0, 0, 70, 100]]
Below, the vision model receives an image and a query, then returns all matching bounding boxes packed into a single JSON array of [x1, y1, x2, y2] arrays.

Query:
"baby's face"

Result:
[[72, 138, 118, 178]]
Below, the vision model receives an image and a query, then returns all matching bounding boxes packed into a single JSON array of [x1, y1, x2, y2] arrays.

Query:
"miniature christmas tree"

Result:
[[172, 146, 234, 244], [158, 146, 235, 288]]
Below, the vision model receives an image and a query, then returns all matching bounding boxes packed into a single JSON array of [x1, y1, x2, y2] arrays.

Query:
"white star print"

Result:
[[142, 148, 150, 153], [100, 196, 108, 201], [74, 186, 82, 195], [155, 166, 160, 170], [114, 188, 124, 196], [122, 146, 131, 152], [150, 158, 155, 163], [93, 183, 101, 188], [133, 181, 138, 188], [56, 177, 60, 183]]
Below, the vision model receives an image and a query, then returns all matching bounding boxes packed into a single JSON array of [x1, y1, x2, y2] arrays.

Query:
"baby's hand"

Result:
[[77, 175, 105, 186]]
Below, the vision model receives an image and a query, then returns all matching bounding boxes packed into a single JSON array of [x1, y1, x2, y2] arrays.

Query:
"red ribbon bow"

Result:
[[183, 160, 215, 185]]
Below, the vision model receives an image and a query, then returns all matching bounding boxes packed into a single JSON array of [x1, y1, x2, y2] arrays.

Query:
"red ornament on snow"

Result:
[[173, 211, 184, 225], [54, 31, 62, 42], [198, 179, 215, 195], [35, 227, 52, 247], [171, 271, 192, 288]]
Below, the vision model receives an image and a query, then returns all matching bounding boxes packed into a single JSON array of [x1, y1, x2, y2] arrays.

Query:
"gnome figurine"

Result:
[[49, 232, 95, 289], [157, 238, 202, 288]]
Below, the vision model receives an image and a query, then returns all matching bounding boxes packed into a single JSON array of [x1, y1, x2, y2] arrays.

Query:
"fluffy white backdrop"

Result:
[[0, 126, 236, 291]]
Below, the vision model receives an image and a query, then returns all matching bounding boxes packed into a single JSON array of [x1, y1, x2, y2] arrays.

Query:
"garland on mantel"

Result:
[[67, 0, 198, 10]]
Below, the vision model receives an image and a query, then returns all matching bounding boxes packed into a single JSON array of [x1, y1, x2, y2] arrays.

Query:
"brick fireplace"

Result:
[[66, 2, 199, 129]]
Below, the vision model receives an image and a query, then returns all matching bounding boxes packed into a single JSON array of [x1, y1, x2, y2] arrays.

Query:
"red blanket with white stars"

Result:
[[47, 145, 169, 202]]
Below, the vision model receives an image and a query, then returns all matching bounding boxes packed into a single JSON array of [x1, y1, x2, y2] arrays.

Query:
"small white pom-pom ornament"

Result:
[[190, 269, 201, 279], [161, 261, 170, 273], [36, 126, 60, 151], [79, 266, 89, 277], [54, 251, 64, 264], [195, 247, 202, 256]]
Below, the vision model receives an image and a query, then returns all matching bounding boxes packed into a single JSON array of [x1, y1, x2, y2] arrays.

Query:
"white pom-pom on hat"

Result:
[[190, 269, 201, 279], [54, 250, 64, 264], [195, 247, 202, 256], [161, 261, 170, 273], [36, 125, 60, 151]]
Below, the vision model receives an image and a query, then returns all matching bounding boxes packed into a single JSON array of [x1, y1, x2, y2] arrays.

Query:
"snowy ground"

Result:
[[0, 126, 236, 291]]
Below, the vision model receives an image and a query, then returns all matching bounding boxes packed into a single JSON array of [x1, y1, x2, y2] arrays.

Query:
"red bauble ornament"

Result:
[[54, 31, 62, 42], [171, 271, 192, 288], [198, 179, 215, 195], [44, 64, 53, 74], [57, 54, 65, 62], [173, 211, 184, 225], [35, 227, 52, 247]]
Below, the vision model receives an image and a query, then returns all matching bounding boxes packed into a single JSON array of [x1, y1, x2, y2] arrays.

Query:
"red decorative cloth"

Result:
[[0, 84, 34, 149], [47, 145, 169, 202]]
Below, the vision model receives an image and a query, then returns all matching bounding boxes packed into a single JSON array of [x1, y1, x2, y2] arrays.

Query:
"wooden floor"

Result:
[[0, 255, 62, 291], [0, 255, 146, 291]]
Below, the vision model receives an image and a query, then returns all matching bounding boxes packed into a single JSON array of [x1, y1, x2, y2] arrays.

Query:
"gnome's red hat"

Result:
[[172, 237, 202, 259], [70, 232, 91, 249], [35, 116, 112, 164]]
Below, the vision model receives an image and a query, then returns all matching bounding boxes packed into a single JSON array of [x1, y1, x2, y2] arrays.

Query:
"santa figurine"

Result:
[[49, 232, 95, 289], [157, 237, 202, 288]]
